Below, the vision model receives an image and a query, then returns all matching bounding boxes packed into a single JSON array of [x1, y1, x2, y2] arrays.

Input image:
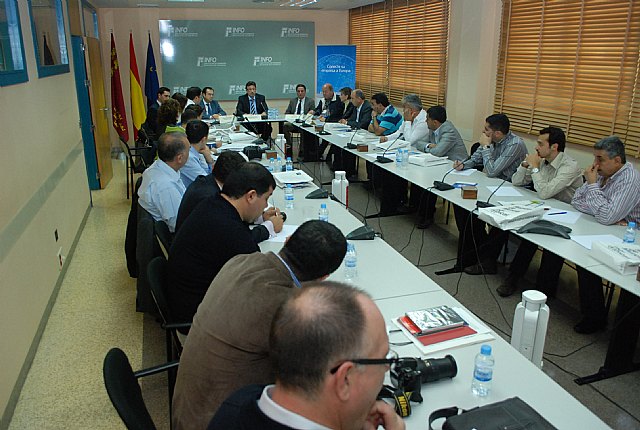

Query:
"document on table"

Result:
[[450, 169, 477, 176], [486, 186, 523, 197], [266, 224, 299, 243], [391, 307, 494, 355], [570, 234, 621, 250], [542, 209, 582, 224]]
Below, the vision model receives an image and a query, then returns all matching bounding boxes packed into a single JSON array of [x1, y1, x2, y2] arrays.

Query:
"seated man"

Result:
[[137, 132, 190, 233], [314, 83, 346, 160], [208, 283, 405, 430], [283, 83, 315, 158], [413, 105, 468, 228], [167, 163, 281, 325], [571, 136, 640, 333], [142, 86, 170, 141], [374, 94, 429, 217], [200, 86, 226, 120], [172, 221, 347, 430], [326, 87, 354, 170], [185, 86, 202, 108], [496, 126, 583, 297], [236, 80, 272, 142], [452, 113, 527, 273], [175, 151, 245, 231], [180, 120, 214, 188]]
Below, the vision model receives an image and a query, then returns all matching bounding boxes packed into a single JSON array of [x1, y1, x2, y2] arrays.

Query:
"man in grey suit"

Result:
[[283, 83, 315, 158], [413, 105, 468, 228]]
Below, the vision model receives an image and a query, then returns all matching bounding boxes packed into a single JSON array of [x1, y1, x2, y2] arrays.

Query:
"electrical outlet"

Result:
[[57, 247, 65, 271]]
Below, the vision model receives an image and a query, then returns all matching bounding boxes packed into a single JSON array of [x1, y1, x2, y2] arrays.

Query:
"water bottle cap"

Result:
[[480, 344, 492, 355], [629, 222, 636, 228], [277, 156, 282, 161], [321, 203, 327, 208], [347, 242, 355, 251], [286, 184, 292, 188], [286, 157, 292, 161]]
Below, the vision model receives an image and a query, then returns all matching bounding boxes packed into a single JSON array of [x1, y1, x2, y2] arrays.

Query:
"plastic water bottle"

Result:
[[268, 158, 275, 172], [284, 184, 294, 209], [344, 242, 358, 281], [402, 148, 410, 169], [276, 156, 283, 172], [286, 157, 293, 172], [396, 148, 403, 169], [471, 344, 494, 397], [318, 203, 329, 222], [623, 221, 636, 243]]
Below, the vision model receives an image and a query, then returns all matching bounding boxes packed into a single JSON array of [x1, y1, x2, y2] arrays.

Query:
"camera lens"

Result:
[[420, 354, 457, 383]]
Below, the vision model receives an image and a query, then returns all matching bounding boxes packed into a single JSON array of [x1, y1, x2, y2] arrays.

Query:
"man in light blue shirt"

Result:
[[138, 132, 190, 233], [181, 120, 214, 188]]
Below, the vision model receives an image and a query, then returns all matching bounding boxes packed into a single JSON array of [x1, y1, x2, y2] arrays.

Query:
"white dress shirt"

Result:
[[385, 109, 428, 145], [138, 159, 186, 233], [257, 385, 332, 430]]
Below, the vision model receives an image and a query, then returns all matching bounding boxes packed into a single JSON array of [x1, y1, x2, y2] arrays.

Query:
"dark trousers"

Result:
[[577, 267, 607, 323], [328, 147, 357, 177], [410, 185, 438, 221], [508, 240, 565, 297], [248, 122, 272, 141], [301, 132, 321, 161], [374, 167, 407, 214], [453, 205, 507, 267]]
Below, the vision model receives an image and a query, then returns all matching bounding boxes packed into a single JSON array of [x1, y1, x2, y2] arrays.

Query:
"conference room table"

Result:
[[254, 177, 609, 429], [291, 122, 640, 385]]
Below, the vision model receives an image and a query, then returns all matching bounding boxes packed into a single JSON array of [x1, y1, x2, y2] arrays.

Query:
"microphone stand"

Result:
[[434, 156, 471, 191], [476, 179, 506, 209], [376, 133, 404, 163]]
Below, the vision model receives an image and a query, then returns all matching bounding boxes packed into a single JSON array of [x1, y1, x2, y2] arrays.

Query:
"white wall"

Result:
[[0, 0, 90, 424]]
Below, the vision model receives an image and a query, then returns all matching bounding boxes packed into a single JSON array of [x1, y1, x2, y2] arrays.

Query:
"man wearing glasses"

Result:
[[208, 283, 405, 430]]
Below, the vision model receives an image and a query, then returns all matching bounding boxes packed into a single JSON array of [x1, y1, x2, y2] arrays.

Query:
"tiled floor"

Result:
[[7, 158, 639, 429]]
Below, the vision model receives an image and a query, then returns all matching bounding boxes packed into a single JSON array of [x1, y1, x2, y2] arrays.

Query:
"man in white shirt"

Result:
[[137, 132, 190, 233], [283, 83, 315, 157], [209, 283, 405, 430]]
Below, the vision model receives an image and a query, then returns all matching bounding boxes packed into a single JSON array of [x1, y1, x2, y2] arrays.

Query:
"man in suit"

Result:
[[283, 83, 315, 158], [339, 88, 372, 130], [208, 283, 405, 430], [200, 86, 226, 120], [185, 86, 202, 108], [314, 83, 345, 160], [143, 86, 170, 141], [236, 81, 272, 142]]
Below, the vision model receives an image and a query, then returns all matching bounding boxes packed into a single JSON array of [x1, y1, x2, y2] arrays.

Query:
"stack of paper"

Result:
[[272, 170, 313, 188], [352, 131, 380, 143], [374, 139, 411, 151], [228, 132, 258, 143], [478, 204, 544, 230], [407, 153, 449, 167], [591, 242, 640, 274]]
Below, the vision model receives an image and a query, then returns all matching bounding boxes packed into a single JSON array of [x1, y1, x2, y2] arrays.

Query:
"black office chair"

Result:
[[147, 256, 191, 405], [120, 129, 157, 199], [103, 347, 178, 430]]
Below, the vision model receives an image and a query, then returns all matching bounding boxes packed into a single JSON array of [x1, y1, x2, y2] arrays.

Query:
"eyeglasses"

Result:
[[329, 350, 398, 374]]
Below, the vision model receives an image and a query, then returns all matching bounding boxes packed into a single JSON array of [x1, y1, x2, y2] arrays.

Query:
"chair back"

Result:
[[153, 220, 173, 259], [103, 348, 157, 430], [136, 205, 162, 313], [148, 256, 172, 325]]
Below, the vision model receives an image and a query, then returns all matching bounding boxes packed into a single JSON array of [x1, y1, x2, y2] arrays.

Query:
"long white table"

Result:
[[294, 123, 640, 386], [258, 176, 611, 429]]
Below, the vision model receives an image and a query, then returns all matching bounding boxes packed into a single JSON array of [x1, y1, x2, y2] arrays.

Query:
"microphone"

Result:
[[237, 113, 264, 145], [261, 101, 269, 117], [477, 179, 506, 209], [344, 128, 359, 149], [376, 133, 404, 164], [434, 156, 471, 191]]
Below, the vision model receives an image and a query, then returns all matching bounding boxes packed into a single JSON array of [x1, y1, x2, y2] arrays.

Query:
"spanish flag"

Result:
[[129, 33, 146, 141], [110, 33, 129, 143]]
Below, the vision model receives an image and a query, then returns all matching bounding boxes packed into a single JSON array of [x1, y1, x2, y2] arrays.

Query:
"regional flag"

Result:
[[110, 33, 129, 143], [144, 34, 159, 108], [129, 33, 146, 141]]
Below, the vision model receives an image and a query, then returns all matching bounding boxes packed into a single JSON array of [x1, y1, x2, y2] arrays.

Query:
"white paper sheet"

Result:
[[570, 234, 621, 250], [542, 209, 582, 225], [265, 224, 299, 243], [486, 186, 523, 197], [450, 169, 477, 176]]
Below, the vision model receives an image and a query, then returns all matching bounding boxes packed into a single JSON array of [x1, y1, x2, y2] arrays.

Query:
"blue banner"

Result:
[[316, 45, 356, 95]]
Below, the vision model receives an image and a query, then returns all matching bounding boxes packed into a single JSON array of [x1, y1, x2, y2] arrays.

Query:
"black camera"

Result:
[[379, 355, 457, 417]]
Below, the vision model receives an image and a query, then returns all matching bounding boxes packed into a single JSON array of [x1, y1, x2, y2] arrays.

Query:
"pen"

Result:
[[547, 211, 567, 215]]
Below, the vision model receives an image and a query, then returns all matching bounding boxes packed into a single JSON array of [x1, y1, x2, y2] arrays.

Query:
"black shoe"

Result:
[[464, 261, 498, 275], [496, 276, 519, 297], [574, 318, 607, 334], [416, 218, 434, 229]]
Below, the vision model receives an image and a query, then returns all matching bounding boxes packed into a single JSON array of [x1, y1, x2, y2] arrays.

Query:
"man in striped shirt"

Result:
[[571, 136, 640, 334]]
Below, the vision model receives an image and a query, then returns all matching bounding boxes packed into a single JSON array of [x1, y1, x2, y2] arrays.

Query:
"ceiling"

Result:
[[86, 0, 382, 10]]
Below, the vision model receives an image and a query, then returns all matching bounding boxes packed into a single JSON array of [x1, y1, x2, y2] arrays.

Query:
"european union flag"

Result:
[[144, 34, 159, 108]]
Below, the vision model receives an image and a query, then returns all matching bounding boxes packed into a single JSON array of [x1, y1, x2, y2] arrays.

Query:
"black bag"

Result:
[[429, 397, 557, 430]]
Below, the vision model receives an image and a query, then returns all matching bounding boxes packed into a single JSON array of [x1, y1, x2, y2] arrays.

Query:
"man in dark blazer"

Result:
[[199, 86, 226, 120], [283, 83, 315, 157], [143, 86, 170, 141], [330, 89, 372, 178], [312, 83, 345, 160], [235, 81, 272, 141]]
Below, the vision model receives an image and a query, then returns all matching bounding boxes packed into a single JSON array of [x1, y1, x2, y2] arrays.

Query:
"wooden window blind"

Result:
[[349, 0, 449, 108], [495, 0, 640, 157]]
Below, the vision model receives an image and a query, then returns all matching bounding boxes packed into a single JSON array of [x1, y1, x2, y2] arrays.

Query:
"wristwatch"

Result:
[[531, 167, 540, 174]]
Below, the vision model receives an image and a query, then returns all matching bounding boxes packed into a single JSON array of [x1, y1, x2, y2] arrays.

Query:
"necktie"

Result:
[[296, 99, 302, 115], [356, 107, 360, 123], [250, 97, 256, 114], [206, 103, 211, 115]]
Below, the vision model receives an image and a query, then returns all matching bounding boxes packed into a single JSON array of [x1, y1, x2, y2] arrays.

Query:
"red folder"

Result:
[[398, 316, 477, 346]]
